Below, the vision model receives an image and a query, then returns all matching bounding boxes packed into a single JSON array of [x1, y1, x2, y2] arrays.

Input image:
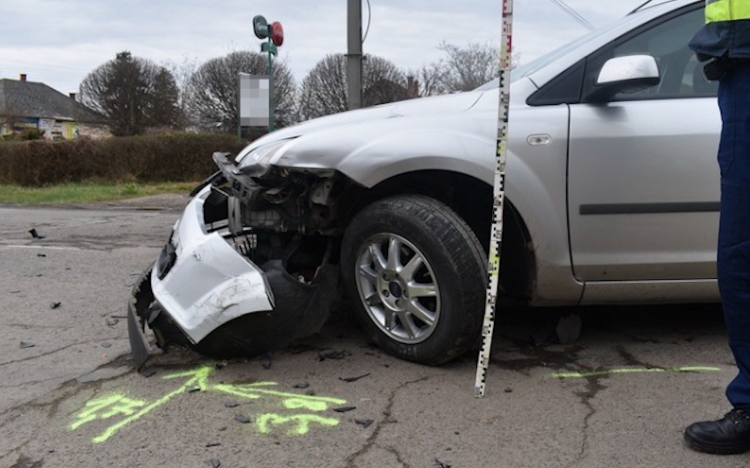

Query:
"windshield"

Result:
[[473, 3, 669, 91]]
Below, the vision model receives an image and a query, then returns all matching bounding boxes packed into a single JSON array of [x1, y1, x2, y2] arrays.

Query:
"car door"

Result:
[[567, 4, 721, 282]]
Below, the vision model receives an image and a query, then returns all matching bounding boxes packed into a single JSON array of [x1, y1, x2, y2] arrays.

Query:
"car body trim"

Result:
[[580, 201, 720, 215]]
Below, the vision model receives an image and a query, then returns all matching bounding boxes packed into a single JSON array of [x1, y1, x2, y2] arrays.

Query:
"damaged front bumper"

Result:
[[128, 185, 339, 369]]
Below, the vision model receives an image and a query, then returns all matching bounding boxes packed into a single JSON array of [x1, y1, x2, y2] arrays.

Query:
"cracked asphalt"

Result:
[[0, 196, 745, 467]]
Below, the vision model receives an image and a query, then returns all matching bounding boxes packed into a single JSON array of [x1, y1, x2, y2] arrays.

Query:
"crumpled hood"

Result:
[[239, 90, 486, 156]]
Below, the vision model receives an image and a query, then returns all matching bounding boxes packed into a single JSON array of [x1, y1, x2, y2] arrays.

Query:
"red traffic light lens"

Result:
[[271, 21, 284, 46]]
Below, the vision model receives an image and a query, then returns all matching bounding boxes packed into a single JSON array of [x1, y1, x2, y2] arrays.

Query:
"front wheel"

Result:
[[340, 195, 487, 365]]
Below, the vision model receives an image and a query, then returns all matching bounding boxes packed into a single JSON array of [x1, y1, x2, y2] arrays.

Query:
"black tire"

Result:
[[340, 195, 487, 365]]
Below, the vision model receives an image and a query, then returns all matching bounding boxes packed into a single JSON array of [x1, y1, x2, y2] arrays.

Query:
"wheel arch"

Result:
[[339, 169, 535, 305]]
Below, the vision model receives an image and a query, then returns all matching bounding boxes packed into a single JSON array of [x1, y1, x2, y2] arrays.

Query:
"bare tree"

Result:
[[407, 61, 450, 98], [436, 41, 501, 93], [187, 51, 296, 132], [79, 51, 182, 136], [164, 55, 200, 128], [298, 54, 408, 121]]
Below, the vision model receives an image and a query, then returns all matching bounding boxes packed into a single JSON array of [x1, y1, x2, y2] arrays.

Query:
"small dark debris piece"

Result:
[[188, 386, 201, 393], [11, 290, 21, 294], [261, 355, 272, 370], [215, 361, 227, 369], [234, 414, 251, 424], [29, 228, 46, 239], [50, 302, 61, 309], [20, 341, 35, 349], [206, 442, 221, 447], [218, 426, 227, 432], [224, 401, 240, 408], [318, 350, 349, 361], [106, 318, 120, 327], [37, 253, 47, 257], [504, 388, 513, 393], [36, 274, 43, 277], [333, 406, 356, 413], [140, 369, 157, 378], [354, 419, 374, 428], [293, 382, 309, 389], [339, 373, 370, 383], [110, 314, 128, 319], [209, 459, 221, 468], [434, 459, 451, 468], [101, 342, 112, 349]]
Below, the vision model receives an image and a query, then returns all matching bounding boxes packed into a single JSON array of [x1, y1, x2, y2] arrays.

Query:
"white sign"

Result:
[[239, 73, 270, 127]]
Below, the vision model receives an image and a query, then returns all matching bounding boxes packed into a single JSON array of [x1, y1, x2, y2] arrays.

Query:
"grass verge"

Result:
[[0, 181, 197, 205]]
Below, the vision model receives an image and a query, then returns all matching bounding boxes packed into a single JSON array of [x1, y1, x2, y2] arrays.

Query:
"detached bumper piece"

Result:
[[127, 186, 340, 368]]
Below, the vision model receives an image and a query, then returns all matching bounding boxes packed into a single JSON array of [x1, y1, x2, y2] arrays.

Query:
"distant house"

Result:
[[0, 74, 110, 140]]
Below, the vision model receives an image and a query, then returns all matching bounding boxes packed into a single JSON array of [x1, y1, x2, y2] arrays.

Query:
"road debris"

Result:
[[354, 419, 374, 428], [50, 302, 61, 309], [37, 253, 46, 257], [19, 341, 35, 349], [206, 442, 221, 447], [106, 318, 120, 327], [293, 382, 309, 389], [209, 459, 221, 468], [261, 355, 272, 370], [333, 406, 356, 413], [234, 414, 251, 424], [339, 373, 370, 383], [318, 350, 349, 361], [28, 228, 45, 239], [434, 459, 452, 468], [224, 401, 240, 408], [101, 342, 112, 348]]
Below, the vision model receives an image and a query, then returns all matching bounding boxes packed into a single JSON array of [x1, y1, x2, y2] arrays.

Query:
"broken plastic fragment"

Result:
[[29, 229, 45, 239], [339, 373, 370, 383], [333, 406, 356, 413], [19, 341, 35, 349]]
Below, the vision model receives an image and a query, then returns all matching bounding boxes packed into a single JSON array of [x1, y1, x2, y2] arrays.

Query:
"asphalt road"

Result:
[[0, 197, 744, 468]]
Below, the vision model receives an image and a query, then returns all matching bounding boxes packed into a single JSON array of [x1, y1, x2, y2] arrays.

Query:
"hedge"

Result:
[[0, 133, 254, 186]]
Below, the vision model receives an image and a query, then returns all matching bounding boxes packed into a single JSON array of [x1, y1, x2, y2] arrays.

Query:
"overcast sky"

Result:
[[1, 0, 647, 94]]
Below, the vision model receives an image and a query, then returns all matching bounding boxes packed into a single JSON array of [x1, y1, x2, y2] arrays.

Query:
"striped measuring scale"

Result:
[[474, 0, 514, 397]]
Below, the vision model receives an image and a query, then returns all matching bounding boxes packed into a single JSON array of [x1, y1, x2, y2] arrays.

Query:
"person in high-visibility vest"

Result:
[[685, 0, 750, 455]]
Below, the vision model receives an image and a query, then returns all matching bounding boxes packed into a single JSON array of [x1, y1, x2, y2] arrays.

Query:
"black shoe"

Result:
[[684, 409, 750, 454]]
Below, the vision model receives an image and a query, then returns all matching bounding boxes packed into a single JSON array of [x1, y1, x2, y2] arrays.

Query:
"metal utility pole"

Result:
[[347, 0, 363, 110]]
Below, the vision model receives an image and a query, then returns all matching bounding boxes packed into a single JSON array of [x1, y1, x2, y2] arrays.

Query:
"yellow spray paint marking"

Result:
[[70, 394, 147, 430], [70, 365, 347, 443], [256, 414, 340, 436], [550, 366, 722, 379]]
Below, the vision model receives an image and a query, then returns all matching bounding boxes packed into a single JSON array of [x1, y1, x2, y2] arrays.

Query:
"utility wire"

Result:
[[546, 0, 596, 31], [362, 0, 372, 43]]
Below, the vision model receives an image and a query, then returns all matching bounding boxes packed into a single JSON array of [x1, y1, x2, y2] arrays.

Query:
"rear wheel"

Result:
[[341, 195, 487, 364]]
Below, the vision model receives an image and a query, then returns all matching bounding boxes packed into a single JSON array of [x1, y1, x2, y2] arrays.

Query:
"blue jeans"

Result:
[[717, 62, 750, 409]]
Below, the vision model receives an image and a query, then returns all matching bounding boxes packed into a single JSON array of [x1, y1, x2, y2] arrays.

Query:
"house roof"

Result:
[[0, 78, 108, 124]]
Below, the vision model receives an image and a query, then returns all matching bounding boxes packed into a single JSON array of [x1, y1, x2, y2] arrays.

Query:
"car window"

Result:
[[595, 6, 717, 100]]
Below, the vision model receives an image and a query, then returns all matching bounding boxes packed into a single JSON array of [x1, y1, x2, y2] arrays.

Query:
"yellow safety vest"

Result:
[[706, 0, 750, 23], [692, 0, 750, 58]]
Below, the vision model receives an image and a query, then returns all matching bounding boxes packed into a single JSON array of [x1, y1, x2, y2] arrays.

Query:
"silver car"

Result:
[[128, 0, 720, 367]]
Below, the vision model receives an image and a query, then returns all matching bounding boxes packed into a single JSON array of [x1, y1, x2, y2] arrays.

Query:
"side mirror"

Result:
[[586, 55, 660, 102]]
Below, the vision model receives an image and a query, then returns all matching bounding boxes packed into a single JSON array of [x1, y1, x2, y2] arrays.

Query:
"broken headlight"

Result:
[[237, 139, 291, 171]]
